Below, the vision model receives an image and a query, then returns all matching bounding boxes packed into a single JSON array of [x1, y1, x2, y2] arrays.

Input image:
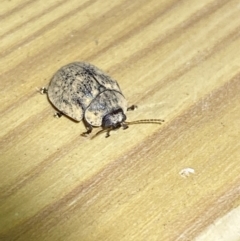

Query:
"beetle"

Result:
[[42, 62, 164, 137]]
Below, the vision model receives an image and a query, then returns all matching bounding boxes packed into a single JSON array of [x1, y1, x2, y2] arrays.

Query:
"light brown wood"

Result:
[[0, 0, 240, 240]]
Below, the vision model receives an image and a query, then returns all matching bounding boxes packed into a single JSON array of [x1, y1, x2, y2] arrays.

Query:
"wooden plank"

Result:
[[0, 0, 240, 240]]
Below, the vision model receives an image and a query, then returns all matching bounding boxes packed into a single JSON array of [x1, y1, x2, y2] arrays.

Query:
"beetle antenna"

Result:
[[124, 119, 164, 125], [93, 119, 164, 138]]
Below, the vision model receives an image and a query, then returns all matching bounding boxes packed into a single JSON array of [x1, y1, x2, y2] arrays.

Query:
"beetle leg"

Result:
[[81, 126, 93, 137], [122, 123, 129, 130], [38, 87, 48, 94], [54, 112, 63, 118], [105, 130, 111, 138], [127, 105, 137, 111]]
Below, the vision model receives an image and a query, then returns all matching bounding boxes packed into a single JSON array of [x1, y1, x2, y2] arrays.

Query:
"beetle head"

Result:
[[102, 109, 126, 129], [95, 108, 164, 138]]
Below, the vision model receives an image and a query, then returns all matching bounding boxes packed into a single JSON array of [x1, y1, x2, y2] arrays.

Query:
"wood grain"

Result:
[[0, 0, 240, 240]]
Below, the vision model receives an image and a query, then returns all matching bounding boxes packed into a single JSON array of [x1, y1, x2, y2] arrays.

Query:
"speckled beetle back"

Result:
[[47, 62, 127, 126], [45, 62, 164, 138]]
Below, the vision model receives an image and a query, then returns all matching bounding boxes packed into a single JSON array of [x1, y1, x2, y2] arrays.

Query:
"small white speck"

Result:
[[179, 167, 195, 178]]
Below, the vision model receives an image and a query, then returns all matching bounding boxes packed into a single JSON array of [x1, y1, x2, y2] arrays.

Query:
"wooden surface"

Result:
[[1, 0, 240, 240]]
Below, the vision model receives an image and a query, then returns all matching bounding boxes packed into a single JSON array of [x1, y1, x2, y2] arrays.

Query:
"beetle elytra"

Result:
[[42, 62, 164, 137]]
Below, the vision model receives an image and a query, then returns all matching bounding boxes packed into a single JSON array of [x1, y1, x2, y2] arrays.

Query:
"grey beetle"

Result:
[[42, 62, 164, 137]]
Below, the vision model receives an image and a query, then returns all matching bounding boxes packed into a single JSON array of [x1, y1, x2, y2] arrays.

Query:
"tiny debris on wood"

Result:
[[179, 168, 195, 178]]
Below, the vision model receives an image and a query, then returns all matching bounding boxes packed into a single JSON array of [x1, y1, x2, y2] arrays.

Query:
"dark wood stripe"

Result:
[[0, 0, 98, 58], [0, 0, 34, 20], [0, 0, 69, 39]]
